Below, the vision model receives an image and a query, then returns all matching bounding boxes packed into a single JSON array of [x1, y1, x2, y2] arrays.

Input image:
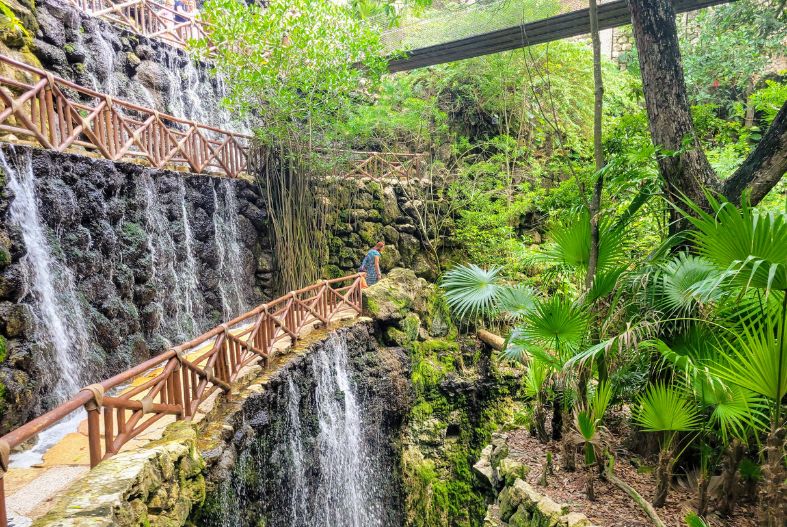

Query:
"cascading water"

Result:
[[138, 173, 198, 340], [307, 333, 383, 527], [178, 177, 202, 334], [205, 332, 387, 527], [211, 180, 247, 320], [1, 148, 91, 467]]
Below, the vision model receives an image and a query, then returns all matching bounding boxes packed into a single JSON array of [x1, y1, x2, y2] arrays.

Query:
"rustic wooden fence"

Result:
[[335, 149, 428, 182], [0, 54, 251, 177], [68, 0, 210, 50], [0, 273, 364, 527]]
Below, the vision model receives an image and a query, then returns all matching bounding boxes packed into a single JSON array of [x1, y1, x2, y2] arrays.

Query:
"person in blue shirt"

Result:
[[359, 241, 384, 286]]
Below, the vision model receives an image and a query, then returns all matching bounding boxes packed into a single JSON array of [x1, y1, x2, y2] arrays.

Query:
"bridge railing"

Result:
[[333, 149, 428, 181], [0, 273, 365, 527], [0, 53, 251, 178], [66, 0, 211, 50]]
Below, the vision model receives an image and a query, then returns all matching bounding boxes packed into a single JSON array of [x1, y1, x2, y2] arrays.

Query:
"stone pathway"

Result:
[[4, 309, 358, 526]]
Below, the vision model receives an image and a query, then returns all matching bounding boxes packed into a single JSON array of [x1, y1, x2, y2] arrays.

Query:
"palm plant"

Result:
[[682, 195, 787, 526], [573, 381, 613, 500], [634, 382, 702, 507], [440, 264, 503, 321]]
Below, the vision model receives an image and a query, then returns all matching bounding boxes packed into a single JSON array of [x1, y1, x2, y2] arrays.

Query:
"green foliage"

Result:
[[686, 195, 787, 296], [749, 80, 787, 123], [440, 264, 502, 321], [680, 0, 787, 108], [634, 383, 702, 436], [194, 0, 386, 150]]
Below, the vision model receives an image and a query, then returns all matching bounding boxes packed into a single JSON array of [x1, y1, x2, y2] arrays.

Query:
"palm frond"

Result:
[[521, 295, 590, 356], [496, 285, 537, 320], [684, 194, 787, 297], [712, 309, 787, 403], [634, 383, 702, 433], [440, 264, 502, 320]]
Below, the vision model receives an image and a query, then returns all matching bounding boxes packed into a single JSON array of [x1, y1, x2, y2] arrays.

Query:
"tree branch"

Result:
[[722, 101, 787, 205]]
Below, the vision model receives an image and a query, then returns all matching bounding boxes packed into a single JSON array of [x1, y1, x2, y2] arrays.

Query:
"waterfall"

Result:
[[307, 333, 382, 527], [1, 149, 91, 466], [286, 377, 308, 525], [178, 178, 202, 334], [269, 333, 383, 527], [138, 173, 198, 340], [211, 180, 247, 320]]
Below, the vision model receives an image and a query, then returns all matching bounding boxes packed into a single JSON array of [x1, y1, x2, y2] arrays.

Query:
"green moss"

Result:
[[74, 62, 87, 73], [63, 43, 76, 54], [0, 245, 10, 269], [0, 335, 6, 363], [121, 222, 147, 245]]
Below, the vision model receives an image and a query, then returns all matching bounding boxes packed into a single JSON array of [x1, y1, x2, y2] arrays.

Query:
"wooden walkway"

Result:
[[387, 0, 732, 72], [0, 275, 365, 526]]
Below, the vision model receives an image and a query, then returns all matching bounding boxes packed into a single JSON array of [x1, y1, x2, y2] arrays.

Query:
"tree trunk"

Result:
[[718, 439, 744, 517], [653, 448, 672, 508], [722, 101, 787, 206], [585, 0, 605, 291], [697, 469, 711, 519], [628, 0, 719, 231], [757, 426, 786, 527], [561, 417, 576, 472], [628, 0, 787, 211], [552, 396, 563, 441]]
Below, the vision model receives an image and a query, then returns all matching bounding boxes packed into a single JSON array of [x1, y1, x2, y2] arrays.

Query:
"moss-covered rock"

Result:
[[34, 421, 205, 527], [363, 267, 431, 323]]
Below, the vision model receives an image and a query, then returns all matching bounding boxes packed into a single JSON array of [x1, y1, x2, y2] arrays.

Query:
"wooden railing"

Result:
[[335, 150, 428, 182], [0, 273, 365, 527], [67, 0, 210, 50], [0, 54, 250, 178]]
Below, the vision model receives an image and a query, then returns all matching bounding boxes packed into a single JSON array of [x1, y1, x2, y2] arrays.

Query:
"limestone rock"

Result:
[[34, 421, 205, 526], [473, 445, 495, 488], [363, 267, 431, 323], [498, 457, 530, 487]]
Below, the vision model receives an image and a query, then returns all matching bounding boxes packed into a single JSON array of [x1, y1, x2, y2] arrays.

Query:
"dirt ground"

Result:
[[505, 417, 758, 527]]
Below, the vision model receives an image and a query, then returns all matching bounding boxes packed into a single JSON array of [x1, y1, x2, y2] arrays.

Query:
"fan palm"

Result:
[[635, 383, 702, 507], [440, 264, 502, 321], [685, 194, 787, 297], [573, 381, 613, 500]]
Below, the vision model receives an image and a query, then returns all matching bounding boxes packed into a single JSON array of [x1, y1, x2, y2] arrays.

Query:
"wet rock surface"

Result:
[[0, 145, 271, 433], [193, 321, 411, 527]]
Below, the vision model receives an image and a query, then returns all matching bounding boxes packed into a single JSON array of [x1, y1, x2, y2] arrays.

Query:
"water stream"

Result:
[[2, 148, 91, 467], [208, 333, 385, 527], [212, 180, 247, 320]]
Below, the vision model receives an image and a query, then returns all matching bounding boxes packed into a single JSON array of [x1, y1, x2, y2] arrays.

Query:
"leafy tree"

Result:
[[679, 0, 787, 110]]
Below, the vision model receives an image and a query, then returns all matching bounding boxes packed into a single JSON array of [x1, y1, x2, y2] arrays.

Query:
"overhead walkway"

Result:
[[386, 0, 733, 72]]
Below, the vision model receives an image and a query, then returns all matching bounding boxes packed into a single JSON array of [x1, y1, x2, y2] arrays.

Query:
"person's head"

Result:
[[374, 241, 385, 252]]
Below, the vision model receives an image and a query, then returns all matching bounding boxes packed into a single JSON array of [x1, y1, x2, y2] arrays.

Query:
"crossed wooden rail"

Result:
[[0, 273, 365, 527], [335, 149, 428, 182], [67, 0, 210, 50], [0, 53, 250, 178]]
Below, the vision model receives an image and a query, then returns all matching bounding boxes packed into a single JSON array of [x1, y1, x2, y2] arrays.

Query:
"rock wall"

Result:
[[192, 321, 411, 527], [324, 179, 444, 281], [33, 421, 207, 527], [475, 435, 599, 527], [364, 269, 522, 527], [0, 144, 271, 433]]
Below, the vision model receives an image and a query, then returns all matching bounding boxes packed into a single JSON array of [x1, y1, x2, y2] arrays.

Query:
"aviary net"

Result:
[[381, 0, 590, 54]]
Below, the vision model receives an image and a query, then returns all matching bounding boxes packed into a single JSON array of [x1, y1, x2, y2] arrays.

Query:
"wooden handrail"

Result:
[[0, 273, 365, 526], [0, 53, 252, 178], [66, 0, 211, 51]]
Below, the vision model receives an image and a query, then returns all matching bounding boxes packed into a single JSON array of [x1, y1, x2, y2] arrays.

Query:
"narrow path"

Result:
[[4, 308, 358, 526]]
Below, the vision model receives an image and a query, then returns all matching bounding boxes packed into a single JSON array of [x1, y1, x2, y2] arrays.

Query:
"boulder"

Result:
[[363, 267, 431, 323]]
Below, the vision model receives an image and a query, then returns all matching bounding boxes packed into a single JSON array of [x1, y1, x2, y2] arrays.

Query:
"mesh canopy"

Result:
[[381, 0, 590, 53]]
